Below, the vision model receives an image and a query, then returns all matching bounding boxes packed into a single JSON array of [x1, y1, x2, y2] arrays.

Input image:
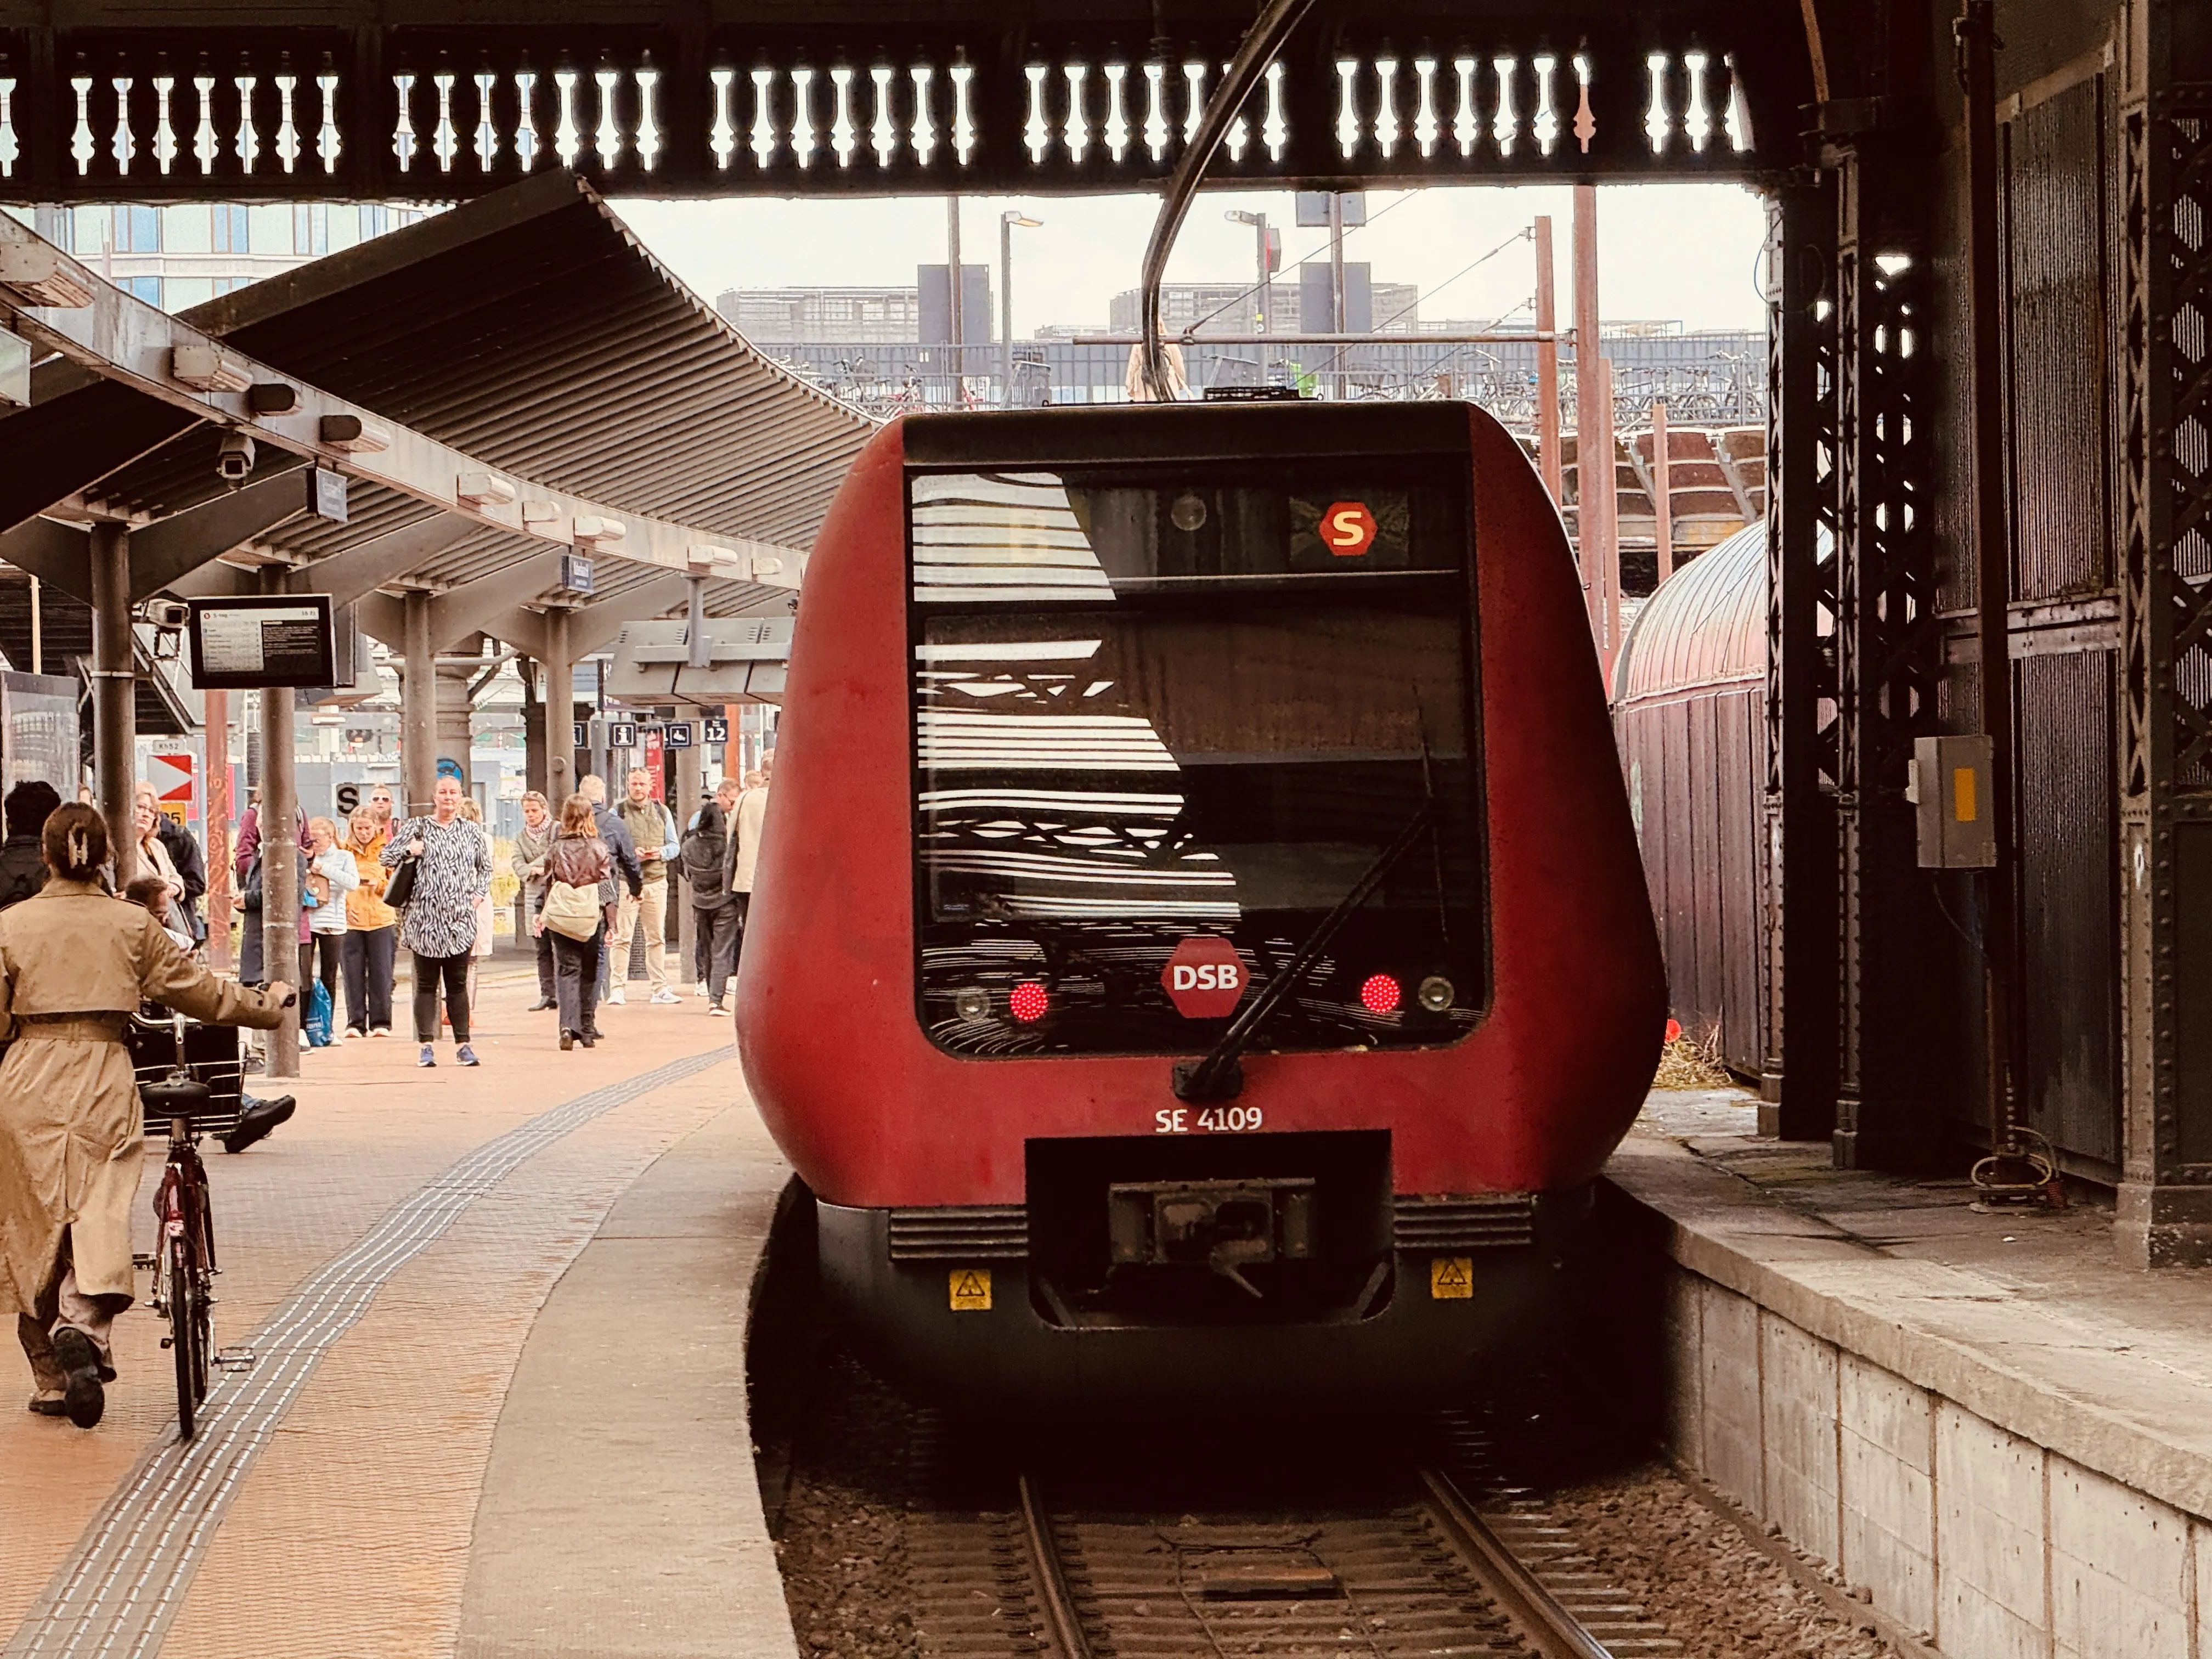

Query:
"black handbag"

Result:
[[384, 851, 419, 909]]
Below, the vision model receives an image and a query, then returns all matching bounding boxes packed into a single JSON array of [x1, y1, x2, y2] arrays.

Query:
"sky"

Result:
[[612, 181, 1771, 340]]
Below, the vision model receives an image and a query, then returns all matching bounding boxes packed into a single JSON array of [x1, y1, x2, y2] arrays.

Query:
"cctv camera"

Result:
[[142, 599, 191, 630], [217, 430, 256, 482]]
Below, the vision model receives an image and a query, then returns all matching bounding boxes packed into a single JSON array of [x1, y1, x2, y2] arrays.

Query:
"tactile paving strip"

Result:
[[2, 1047, 730, 1659]]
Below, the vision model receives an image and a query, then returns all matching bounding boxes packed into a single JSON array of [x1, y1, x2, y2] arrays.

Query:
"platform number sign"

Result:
[[573, 722, 589, 748], [608, 720, 639, 749], [1160, 935, 1247, 1018], [949, 1268, 992, 1311], [703, 715, 730, 745]]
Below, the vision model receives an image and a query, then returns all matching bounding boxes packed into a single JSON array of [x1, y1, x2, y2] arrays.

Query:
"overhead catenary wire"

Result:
[[1138, 0, 1322, 400]]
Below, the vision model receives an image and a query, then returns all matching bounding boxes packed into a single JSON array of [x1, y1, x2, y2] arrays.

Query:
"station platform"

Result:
[[1609, 1089, 2212, 1659], [0, 973, 799, 1659]]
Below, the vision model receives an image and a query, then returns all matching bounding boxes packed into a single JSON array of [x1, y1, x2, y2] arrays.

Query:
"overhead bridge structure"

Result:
[[0, 1, 1799, 201]]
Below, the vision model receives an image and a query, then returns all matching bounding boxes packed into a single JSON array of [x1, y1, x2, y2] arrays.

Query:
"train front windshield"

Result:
[[908, 459, 1486, 1057]]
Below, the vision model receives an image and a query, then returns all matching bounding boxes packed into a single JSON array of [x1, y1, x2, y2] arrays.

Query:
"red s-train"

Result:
[[737, 400, 1663, 1409]]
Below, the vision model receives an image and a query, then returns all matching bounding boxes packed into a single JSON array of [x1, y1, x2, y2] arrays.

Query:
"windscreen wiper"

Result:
[[1171, 802, 1435, 1103]]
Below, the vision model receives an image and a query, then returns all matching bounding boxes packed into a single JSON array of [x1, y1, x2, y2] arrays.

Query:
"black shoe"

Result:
[[578, 1032, 596, 1048], [50, 1329, 104, 1429], [222, 1094, 296, 1154], [559, 1031, 574, 1050], [29, 1393, 69, 1417], [529, 998, 556, 1012]]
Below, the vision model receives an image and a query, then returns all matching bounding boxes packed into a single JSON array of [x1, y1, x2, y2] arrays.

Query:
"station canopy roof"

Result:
[[0, 171, 877, 700]]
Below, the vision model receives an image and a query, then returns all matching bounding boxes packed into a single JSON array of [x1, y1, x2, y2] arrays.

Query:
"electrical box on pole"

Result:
[[1907, 735, 1997, 868]]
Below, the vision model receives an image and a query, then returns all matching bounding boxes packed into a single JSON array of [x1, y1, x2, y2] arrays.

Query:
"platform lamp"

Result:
[[1000, 211, 1043, 402]]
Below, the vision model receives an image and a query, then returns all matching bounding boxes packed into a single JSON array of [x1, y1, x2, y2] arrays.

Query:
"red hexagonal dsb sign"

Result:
[[1161, 936, 1248, 1019]]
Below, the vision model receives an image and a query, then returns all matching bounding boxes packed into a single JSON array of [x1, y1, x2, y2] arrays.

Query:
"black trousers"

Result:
[[552, 923, 604, 1038], [693, 904, 740, 1003], [341, 924, 397, 1032], [411, 950, 471, 1044], [299, 934, 342, 1002], [534, 919, 555, 1002]]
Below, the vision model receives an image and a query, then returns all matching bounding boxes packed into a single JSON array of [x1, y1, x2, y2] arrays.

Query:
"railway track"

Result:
[[904, 1460, 1678, 1659]]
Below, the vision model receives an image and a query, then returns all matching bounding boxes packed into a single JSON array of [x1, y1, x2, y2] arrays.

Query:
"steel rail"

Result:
[[1419, 1468, 1616, 1659], [1014, 1474, 1097, 1659]]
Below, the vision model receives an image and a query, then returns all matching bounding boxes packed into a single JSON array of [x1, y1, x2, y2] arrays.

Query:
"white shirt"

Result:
[[306, 843, 360, 934]]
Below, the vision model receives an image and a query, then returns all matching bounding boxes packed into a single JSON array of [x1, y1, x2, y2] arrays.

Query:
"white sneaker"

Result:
[[651, 988, 680, 1005], [693, 984, 710, 998], [607, 988, 627, 1006]]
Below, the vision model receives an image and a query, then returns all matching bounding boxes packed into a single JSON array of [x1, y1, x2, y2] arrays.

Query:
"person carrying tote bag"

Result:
[[539, 794, 613, 1051]]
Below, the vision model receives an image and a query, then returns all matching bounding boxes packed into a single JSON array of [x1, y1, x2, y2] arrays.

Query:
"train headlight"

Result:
[[1170, 492, 1209, 532], [1418, 975, 1455, 1013], [953, 988, 990, 1021]]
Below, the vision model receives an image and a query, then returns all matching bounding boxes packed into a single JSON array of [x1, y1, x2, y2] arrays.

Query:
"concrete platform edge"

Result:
[[1604, 1136, 2212, 1659]]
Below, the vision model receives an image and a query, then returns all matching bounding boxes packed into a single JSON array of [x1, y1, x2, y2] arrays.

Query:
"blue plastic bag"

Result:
[[304, 980, 334, 1048]]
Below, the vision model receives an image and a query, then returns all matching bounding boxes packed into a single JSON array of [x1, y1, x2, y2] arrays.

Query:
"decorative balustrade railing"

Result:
[[0, 7, 1807, 200]]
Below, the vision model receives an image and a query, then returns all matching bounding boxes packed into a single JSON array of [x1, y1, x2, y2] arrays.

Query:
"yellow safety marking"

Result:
[[1429, 1256, 1473, 1300], [1953, 766, 1978, 822], [949, 1267, 992, 1311]]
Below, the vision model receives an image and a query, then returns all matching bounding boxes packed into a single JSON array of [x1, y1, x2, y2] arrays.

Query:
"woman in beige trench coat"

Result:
[[0, 805, 291, 1429]]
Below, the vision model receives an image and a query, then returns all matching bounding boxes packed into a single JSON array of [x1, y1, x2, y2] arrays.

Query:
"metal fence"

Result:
[[763, 333, 1767, 427]]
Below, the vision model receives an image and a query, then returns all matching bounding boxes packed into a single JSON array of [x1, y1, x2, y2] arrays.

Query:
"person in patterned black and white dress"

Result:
[[380, 775, 492, 1069]]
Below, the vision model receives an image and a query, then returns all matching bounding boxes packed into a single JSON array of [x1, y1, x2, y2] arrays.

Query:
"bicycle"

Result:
[[131, 1009, 269, 1439]]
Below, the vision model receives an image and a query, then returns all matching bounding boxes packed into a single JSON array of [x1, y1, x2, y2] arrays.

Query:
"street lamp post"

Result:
[[1224, 209, 1273, 333], [1001, 211, 1042, 403]]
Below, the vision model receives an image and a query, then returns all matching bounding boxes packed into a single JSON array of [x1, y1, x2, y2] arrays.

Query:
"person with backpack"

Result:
[[683, 778, 742, 1015], [0, 782, 61, 911]]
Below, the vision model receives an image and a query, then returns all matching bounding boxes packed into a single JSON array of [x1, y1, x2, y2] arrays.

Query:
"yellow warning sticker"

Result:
[[1952, 766, 1978, 823], [949, 1268, 992, 1311], [1429, 1256, 1474, 1300]]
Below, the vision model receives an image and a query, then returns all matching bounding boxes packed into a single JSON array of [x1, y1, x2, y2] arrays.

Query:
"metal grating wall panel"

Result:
[[2015, 648, 2120, 1170], [2005, 75, 2113, 602]]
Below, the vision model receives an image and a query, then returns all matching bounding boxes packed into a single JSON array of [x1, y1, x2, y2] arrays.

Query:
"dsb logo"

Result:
[[1170, 962, 1240, 992], [1162, 936, 1247, 1018]]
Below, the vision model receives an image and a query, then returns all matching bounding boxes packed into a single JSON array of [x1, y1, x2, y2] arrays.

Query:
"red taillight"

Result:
[[1009, 981, 1049, 1022], [1359, 973, 1401, 1014]]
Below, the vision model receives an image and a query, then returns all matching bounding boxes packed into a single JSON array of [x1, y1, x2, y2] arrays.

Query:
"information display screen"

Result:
[[187, 595, 337, 689]]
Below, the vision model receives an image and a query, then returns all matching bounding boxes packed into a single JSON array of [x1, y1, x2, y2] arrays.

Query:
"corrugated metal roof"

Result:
[[1611, 522, 1768, 704], [3, 170, 870, 632], [184, 171, 876, 554]]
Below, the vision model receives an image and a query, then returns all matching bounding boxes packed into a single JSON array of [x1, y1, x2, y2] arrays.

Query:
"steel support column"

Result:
[[1572, 185, 1607, 639], [1534, 216, 1564, 504], [89, 522, 137, 884], [401, 590, 436, 815], [543, 610, 577, 807], [1831, 135, 1946, 1170], [1761, 180, 1841, 1141], [674, 722, 702, 988], [258, 580, 300, 1076], [2116, 3, 2212, 1263], [205, 689, 232, 973]]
